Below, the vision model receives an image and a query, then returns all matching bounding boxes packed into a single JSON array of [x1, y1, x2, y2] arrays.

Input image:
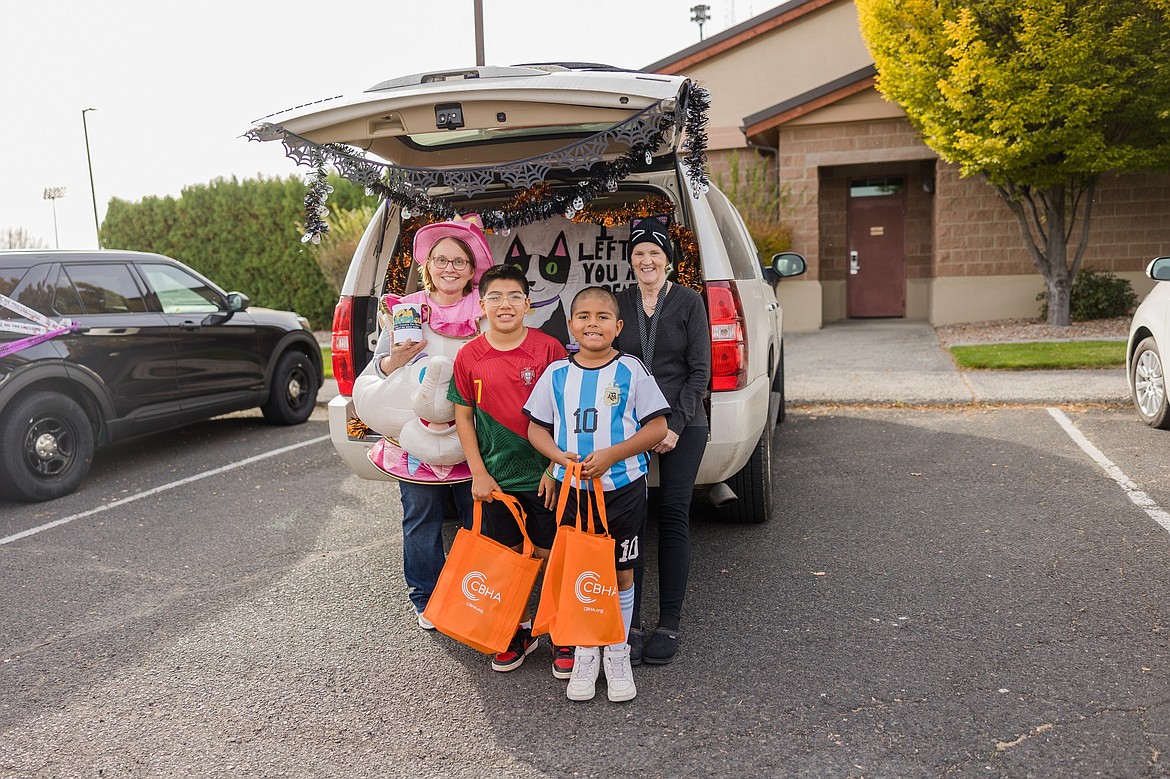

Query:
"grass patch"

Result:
[[321, 348, 333, 379], [950, 340, 1125, 370]]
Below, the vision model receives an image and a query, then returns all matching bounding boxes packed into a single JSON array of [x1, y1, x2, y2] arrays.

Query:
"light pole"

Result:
[[43, 187, 66, 248], [81, 107, 101, 249], [690, 4, 710, 40], [473, 0, 484, 66]]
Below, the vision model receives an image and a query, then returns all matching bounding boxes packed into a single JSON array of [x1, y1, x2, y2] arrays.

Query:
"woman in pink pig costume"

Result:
[[352, 213, 495, 629]]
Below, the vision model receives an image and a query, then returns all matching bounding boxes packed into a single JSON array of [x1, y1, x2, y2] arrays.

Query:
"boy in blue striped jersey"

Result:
[[524, 286, 669, 702]]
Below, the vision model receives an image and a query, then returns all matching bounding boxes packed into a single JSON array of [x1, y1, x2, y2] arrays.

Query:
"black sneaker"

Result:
[[552, 644, 575, 679], [492, 627, 538, 672]]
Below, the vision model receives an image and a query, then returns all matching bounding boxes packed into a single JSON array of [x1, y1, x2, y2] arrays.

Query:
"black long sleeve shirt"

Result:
[[616, 284, 711, 434]]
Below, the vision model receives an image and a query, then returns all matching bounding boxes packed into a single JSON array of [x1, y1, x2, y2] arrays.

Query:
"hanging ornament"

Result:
[[681, 86, 712, 199], [251, 90, 714, 241]]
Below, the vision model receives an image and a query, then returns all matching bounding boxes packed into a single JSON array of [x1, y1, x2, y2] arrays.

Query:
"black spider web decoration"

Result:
[[246, 87, 710, 242]]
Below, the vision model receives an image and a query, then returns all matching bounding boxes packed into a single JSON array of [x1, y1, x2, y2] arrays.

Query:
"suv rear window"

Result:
[[0, 266, 29, 297], [706, 187, 762, 281], [0, 264, 53, 319]]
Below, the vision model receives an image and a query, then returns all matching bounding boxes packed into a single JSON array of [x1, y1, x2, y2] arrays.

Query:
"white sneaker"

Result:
[[417, 611, 435, 630], [603, 645, 637, 702], [566, 647, 601, 701]]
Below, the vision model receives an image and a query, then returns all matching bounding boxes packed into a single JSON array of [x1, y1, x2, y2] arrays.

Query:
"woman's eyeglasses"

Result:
[[482, 292, 528, 306], [430, 255, 470, 270]]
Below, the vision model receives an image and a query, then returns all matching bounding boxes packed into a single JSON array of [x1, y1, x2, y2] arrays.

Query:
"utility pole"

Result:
[[82, 107, 101, 249], [474, 0, 485, 66]]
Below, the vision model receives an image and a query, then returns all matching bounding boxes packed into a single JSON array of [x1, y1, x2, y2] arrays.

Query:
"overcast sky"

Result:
[[3, 0, 756, 250]]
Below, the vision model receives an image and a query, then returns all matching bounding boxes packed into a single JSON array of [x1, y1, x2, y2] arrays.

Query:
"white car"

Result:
[[1128, 256, 1170, 428], [249, 64, 806, 522]]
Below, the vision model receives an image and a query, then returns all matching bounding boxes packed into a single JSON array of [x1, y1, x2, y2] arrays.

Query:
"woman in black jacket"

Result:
[[616, 215, 711, 665]]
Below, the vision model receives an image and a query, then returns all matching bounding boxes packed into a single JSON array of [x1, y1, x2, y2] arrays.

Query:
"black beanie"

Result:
[[628, 215, 673, 261]]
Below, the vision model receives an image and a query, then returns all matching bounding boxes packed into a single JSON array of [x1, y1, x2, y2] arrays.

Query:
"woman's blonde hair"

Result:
[[418, 236, 477, 296]]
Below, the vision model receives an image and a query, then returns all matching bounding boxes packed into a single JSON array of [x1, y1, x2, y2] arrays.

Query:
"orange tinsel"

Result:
[[347, 416, 370, 440], [668, 222, 702, 291], [570, 195, 676, 228]]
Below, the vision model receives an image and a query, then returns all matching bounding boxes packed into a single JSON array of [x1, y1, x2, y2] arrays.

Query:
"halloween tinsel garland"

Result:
[[248, 87, 711, 244]]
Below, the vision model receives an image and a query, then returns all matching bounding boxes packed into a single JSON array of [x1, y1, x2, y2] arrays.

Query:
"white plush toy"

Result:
[[354, 315, 475, 483], [395, 355, 465, 466]]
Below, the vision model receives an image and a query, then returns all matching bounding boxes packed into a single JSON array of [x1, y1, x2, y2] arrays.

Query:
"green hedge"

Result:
[[101, 175, 377, 329]]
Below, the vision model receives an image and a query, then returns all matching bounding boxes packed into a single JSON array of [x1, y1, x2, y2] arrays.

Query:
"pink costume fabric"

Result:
[[390, 289, 482, 339]]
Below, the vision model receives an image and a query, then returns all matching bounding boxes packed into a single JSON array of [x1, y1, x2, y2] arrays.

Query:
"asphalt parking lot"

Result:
[[2, 322, 1167, 776]]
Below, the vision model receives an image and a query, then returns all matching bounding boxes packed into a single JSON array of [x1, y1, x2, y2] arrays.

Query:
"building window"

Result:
[[850, 178, 904, 198]]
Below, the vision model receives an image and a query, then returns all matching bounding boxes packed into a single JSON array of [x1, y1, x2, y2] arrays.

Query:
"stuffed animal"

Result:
[[395, 355, 465, 466], [357, 300, 475, 483]]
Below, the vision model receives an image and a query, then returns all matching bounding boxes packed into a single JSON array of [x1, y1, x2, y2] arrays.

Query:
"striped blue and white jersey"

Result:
[[524, 352, 670, 491]]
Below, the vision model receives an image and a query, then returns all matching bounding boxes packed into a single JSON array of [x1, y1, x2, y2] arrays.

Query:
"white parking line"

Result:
[[1047, 408, 1170, 535], [0, 435, 331, 546]]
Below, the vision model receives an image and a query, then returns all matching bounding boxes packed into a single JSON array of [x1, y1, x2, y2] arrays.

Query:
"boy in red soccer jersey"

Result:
[[450, 264, 570, 676]]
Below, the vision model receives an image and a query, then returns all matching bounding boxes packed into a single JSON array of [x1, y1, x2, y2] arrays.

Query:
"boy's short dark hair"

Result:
[[478, 264, 529, 296], [570, 286, 620, 316]]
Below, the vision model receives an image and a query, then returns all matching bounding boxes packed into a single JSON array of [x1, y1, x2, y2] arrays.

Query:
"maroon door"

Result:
[[847, 188, 906, 317]]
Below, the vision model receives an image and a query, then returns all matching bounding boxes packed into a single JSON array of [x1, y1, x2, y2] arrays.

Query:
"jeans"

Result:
[[398, 480, 473, 613], [633, 425, 708, 630]]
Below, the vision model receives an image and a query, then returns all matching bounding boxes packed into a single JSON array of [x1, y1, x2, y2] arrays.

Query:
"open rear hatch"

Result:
[[250, 65, 692, 169], [246, 64, 711, 243]]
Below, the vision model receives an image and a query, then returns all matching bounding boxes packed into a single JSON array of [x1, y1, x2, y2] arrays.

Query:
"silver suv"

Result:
[[250, 64, 805, 522]]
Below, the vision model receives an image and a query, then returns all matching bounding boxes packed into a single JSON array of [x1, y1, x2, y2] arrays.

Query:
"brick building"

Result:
[[647, 0, 1170, 330]]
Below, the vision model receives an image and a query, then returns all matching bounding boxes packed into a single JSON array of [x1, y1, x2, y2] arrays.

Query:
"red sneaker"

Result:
[[552, 644, 576, 679], [492, 627, 538, 672]]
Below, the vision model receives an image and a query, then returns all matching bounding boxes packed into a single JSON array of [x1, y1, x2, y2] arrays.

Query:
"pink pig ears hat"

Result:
[[412, 213, 494, 284]]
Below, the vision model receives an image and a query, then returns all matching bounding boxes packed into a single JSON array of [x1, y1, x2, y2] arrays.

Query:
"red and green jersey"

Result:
[[449, 328, 567, 491]]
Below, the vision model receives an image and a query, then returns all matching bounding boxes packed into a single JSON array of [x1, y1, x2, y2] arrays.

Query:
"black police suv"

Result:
[[0, 250, 322, 502]]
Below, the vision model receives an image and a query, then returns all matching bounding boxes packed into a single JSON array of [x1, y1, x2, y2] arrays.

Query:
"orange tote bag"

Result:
[[533, 462, 626, 648], [423, 492, 542, 654]]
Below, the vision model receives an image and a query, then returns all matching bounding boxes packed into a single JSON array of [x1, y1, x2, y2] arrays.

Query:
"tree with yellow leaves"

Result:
[[857, 0, 1170, 324]]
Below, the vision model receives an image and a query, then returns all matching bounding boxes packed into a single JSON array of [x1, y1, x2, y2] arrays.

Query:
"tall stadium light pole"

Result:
[[690, 4, 710, 40], [82, 107, 101, 249], [43, 187, 66, 248], [474, 0, 485, 66]]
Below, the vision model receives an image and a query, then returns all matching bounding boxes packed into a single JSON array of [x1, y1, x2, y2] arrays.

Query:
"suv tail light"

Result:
[[331, 296, 356, 396], [707, 281, 747, 391]]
